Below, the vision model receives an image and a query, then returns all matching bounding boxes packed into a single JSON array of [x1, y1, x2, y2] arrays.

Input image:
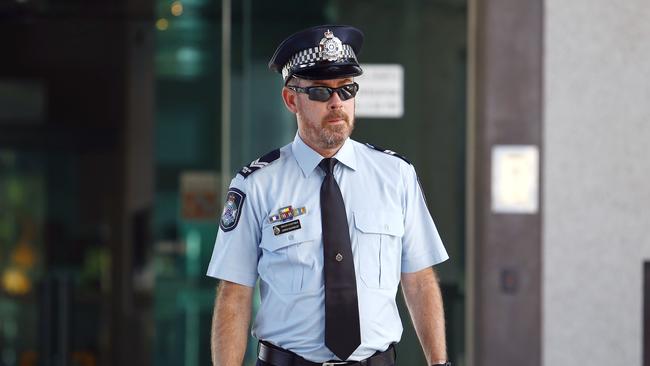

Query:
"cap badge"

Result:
[[319, 29, 344, 62]]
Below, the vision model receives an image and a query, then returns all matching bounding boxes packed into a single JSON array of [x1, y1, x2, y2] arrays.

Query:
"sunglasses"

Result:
[[286, 82, 359, 102]]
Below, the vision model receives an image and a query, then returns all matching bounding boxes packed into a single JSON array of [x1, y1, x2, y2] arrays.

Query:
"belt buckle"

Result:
[[322, 362, 349, 366]]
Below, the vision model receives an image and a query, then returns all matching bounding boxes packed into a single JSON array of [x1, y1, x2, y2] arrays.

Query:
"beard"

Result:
[[315, 109, 354, 149]]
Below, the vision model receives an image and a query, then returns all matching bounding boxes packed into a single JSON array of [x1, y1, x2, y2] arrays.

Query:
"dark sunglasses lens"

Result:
[[308, 87, 333, 102], [337, 84, 358, 101]]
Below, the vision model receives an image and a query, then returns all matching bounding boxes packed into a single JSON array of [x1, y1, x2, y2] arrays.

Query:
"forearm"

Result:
[[211, 280, 254, 366], [401, 267, 447, 365]]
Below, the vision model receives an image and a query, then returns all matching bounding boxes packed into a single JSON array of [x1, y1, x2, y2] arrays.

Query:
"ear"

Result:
[[282, 87, 299, 114]]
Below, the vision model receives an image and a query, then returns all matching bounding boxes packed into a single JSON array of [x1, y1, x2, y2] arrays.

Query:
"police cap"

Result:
[[268, 25, 364, 84]]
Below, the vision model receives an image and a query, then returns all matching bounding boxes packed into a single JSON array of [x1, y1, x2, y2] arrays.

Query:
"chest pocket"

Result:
[[354, 210, 404, 289], [259, 218, 321, 294]]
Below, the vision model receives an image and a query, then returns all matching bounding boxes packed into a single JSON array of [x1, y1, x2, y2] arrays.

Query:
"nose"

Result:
[[327, 90, 343, 109]]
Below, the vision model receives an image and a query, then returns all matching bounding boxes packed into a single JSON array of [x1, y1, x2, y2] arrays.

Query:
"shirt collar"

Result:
[[291, 132, 357, 177]]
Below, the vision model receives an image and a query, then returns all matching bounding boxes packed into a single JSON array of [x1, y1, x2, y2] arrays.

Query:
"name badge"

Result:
[[273, 219, 301, 236]]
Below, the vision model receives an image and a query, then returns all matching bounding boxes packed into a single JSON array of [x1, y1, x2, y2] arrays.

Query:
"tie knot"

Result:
[[319, 158, 338, 175]]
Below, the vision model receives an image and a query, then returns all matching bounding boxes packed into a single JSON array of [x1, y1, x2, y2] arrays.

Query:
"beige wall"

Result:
[[544, 1, 650, 365]]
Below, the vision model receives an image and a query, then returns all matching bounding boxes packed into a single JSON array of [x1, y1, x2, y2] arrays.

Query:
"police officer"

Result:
[[207, 25, 450, 366]]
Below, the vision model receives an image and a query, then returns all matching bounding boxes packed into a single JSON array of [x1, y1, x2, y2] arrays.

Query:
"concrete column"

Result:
[[468, 0, 543, 365]]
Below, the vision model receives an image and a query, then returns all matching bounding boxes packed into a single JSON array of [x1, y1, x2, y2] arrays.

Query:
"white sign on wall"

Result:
[[491, 145, 539, 214], [355, 64, 404, 118]]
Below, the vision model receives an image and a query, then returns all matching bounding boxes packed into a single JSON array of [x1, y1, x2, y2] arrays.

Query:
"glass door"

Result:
[[152, 0, 467, 364]]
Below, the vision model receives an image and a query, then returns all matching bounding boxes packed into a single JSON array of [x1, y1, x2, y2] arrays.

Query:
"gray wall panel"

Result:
[[544, 1, 650, 365]]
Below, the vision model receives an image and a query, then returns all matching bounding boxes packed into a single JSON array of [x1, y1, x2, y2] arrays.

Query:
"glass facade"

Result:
[[0, 0, 466, 365], [0, 151, 45, 366], [0, 149, 118, 365]]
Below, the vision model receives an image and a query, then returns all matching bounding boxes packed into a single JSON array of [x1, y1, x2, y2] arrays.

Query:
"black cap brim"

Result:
[[290, 64, 363, 83]]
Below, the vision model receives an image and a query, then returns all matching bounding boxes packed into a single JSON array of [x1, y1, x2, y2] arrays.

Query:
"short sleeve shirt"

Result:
[[207, 133, 448, 362]]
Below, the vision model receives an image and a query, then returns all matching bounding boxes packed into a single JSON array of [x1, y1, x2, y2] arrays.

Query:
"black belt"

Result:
[[258, 341, 396, 366]]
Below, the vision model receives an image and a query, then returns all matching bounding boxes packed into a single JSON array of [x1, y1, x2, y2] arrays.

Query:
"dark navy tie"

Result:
[[319, 158, 361, 360]]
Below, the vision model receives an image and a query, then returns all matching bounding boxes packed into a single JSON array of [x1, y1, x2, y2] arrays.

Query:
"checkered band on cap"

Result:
[[281, 44, 357, 80]]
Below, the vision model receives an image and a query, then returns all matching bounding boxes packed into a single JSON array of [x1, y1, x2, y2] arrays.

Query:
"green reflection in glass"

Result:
[[7, 178, 23, 206], [185, 229, 201, 278]]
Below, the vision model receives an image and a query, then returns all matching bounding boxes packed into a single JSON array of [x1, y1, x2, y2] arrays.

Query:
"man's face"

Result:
[[286, 77, 356, 152]]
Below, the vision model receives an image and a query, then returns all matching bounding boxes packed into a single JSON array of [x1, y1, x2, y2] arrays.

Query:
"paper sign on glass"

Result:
[[355, 64, 404, 118]]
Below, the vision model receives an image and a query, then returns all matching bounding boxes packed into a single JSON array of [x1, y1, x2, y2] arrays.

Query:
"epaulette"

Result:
[[364, 143, 412, 165], [238, 149, 281, 179]]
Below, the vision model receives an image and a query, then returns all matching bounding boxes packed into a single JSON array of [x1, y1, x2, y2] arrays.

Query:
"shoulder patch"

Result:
[[237, 149, 281, 179], [220, 188, 246, 232], [364, 143, 412, 165]]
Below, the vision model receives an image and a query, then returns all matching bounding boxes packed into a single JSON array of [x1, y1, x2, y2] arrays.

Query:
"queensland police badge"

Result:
[[219, 188, 246, 232], [319, 29, 344, 62]]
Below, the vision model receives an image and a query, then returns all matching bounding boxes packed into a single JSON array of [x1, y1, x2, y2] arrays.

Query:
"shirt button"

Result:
[[335, 253, 343, 262], [384, 224, 389, 230], [288, 234, 294, 241]]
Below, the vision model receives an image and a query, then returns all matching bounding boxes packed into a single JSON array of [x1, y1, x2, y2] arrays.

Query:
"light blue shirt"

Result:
[[207, 133, 448, 362]]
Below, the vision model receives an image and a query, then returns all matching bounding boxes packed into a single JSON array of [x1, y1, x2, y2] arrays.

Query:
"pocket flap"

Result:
[[260, 219, 320, 252], [353, 210, 404, 236]]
